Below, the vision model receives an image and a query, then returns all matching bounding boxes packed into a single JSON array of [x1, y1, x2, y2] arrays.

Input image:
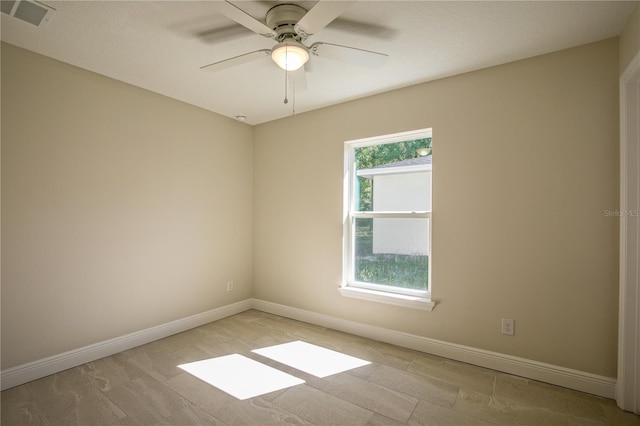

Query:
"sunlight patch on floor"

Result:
[[252, 340, 371, 378], [178, 354, 305, 400]]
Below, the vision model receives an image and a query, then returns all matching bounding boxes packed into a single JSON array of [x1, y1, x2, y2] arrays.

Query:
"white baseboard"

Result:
[[0, 299, 253, 391], [252, 299, 617, 399], [2, 298, 617, 400]]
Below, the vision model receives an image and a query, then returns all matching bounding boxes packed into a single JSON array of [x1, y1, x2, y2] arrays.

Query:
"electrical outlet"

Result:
[[501, 318, 515, 336], [226, 281, 234, 292]]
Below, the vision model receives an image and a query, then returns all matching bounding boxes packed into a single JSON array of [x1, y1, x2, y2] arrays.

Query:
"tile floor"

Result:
[[2, 310, 639, 425]]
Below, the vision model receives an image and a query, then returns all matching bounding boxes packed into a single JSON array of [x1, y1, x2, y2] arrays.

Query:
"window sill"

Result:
[[338, 286, 436, 311]]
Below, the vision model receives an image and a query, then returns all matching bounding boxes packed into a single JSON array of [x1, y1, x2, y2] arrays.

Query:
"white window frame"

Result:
[[340, 129, 435, 311]]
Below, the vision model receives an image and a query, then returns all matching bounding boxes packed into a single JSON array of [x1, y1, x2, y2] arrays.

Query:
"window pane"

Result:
[[354, 217, 429, 291], [354, 139, 431, 212]]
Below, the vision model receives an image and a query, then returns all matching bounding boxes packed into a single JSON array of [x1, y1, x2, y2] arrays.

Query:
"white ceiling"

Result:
[[1, 1, 636, 125]]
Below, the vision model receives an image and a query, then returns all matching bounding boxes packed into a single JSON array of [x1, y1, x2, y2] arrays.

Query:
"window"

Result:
[[341, 129, 434, 310]]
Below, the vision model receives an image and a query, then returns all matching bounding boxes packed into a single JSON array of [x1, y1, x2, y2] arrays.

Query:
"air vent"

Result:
[[1, 0, 55, 27], [0, 1, 17, 15]]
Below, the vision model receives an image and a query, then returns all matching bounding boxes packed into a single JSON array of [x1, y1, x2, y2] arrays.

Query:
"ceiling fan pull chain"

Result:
[[283, 44, 289, 104], [284, 69, 289, 104]]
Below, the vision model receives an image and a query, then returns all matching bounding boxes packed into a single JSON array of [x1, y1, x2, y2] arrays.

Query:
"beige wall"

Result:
[[1, 43, 254, 369], [253, 38, 620, 377], [620, 3, 640, 73]]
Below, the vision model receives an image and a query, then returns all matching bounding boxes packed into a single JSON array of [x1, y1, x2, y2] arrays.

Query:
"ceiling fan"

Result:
[[200, 1, 389, 87]]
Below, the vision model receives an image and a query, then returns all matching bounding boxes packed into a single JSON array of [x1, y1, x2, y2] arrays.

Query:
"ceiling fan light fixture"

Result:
[[271, 40, 309, 71]]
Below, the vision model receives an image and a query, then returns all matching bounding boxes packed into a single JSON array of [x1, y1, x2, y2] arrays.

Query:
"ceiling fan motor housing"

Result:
[[266, 4, 307, 41]]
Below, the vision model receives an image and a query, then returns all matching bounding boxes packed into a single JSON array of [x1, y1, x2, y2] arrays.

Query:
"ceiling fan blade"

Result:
[[213, 1, 276, 38], [329, 18, 398, 41], [310, 42, 388, 68], [196, 24, 253, 44], [289, 67, 307, 92], [295, 1, 357, 37], [201, 49, 271, 73]]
